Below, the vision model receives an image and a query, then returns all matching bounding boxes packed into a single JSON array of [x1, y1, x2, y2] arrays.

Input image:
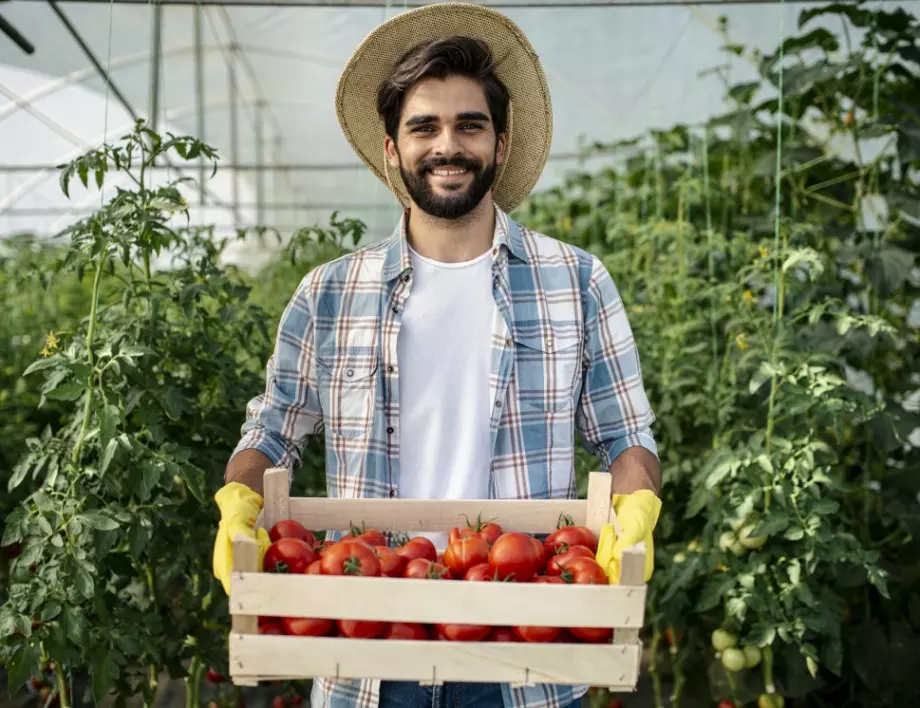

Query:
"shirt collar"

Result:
[[382, 202, 529, 283]]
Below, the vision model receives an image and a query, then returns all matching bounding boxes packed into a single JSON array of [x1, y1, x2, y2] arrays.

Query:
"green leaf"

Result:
[[62, 606, 88, 644], [92, 648, 119, 702], [812, 499, 840, 515], [660, 556, 701, 604], [785, 527, 805, 541], [697, 573, 735, 612], [22, 355, 63, 376], [867, 566, 890, 599], [99, 438, 118, 475], [751, 515, 790, 538], [5, 640, 39, 694], [36, 515, 53, 537], [12, 613, 32, 638], [40, 602, 62, 622], [45, 381, 85, 401], [7, 461, 29, 492], [748, 622, 776, 647], [80, 511, 119, 531], [100, 403, 119, 451], [74, 561, 95, 598], [806, 655, 819, 678]]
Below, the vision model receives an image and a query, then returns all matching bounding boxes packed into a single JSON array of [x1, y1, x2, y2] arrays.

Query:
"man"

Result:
[[212, 4, 662, 708]]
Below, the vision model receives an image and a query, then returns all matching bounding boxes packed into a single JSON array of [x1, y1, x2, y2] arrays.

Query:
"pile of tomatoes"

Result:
[[256, 516, 613, 644]]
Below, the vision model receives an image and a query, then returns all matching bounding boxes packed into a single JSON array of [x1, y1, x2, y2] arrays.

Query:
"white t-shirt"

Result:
[[396, 244, 494, 549]]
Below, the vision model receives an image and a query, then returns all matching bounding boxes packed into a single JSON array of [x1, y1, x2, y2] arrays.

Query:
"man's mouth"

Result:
[[429, 167, 470, 177]]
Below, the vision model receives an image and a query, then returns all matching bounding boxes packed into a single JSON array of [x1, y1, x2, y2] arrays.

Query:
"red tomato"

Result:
[[436, 623, 491, 642], [488, 627, 518, 642], [259, 623, 284, 635], [544, 525, 598, 555], [404, 558, 452, 579], [374, 546, 406, 577], [384, 622, 430, 640], [464, 563, 497, 581], [443, 535, 490, 578], [457, 516, 504, 546], [337, 619, 388, 639], [269, 519, 316, 547], [512, 625, 561, 643], [718, 702, 736, 708], [488, 532, 544, 582], [395, 536, 437, 563], [205, 668, 225, 684], [264, 538, 316, 574], [272, 696, 286, 708], [546, 545, 595, 576], [346, 524, 387, 548], [320, 540, 381, 577], [564, 557, 608, 585], [568, 626, 613, 642], [281, 617, 334, 637], [534, 575, 566, 584], [305, 560, 322, 575]]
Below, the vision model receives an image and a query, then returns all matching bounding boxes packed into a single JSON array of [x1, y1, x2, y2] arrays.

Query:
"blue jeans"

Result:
[[378, 682, 583, 707]]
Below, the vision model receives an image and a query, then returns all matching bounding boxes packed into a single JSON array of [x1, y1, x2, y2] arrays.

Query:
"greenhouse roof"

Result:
[[1, 0, 916, 265]]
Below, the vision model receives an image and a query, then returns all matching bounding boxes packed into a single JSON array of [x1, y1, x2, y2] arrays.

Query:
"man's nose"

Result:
[[432, 128, 464, 158]]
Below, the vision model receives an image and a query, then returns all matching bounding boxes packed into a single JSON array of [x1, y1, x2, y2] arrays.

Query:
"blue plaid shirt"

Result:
[[234, 204, 657, 708]]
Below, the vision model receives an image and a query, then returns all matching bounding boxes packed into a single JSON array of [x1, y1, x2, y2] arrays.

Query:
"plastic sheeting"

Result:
[[1, 0, 916, 262]]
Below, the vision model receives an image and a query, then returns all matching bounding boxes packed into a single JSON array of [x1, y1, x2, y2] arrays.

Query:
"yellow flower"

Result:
[[743, 289, 755, 305], [39, 331, 60, 357], [735, 333, 748, 350], [560, 216, 573, 231], [759, 246, 769, 259]]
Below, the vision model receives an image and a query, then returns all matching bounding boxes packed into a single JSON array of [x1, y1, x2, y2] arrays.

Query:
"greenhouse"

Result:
[[1, 0, 918, 707]]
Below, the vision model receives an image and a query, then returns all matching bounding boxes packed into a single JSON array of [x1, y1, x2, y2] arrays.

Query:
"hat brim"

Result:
[[335, 2, 552, 214]]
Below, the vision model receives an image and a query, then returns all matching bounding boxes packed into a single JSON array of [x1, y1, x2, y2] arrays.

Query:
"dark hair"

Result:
[[376, 36, 510, 143]]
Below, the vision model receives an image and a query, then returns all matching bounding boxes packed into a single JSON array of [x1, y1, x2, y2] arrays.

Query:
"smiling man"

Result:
[[211, 4, 662, 708]]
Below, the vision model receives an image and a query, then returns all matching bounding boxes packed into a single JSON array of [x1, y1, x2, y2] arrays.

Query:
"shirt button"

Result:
[[388, 488, 396, 498], [387, 426, 394, 434], [505, 338, 511, 346], [387, 365, 395, 373], [494, 400, 502, 408], [346, 369, 354, 377], [392, 305, 399, 313]]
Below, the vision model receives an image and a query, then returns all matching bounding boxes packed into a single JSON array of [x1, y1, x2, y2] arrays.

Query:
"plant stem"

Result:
[[53, 661, 71, 708], [649, 624, 663, 708], [71, 246, 107, 465], [186, 657, 203, 708]]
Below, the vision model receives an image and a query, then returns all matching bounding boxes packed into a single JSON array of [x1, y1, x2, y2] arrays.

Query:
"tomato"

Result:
[[443, 535, 490, 578], [544, 525, 598, 555], [259, 622, 284, 635], [757, 695, 785, 708], [562, 557, 608, 585], [281, 616, 334, 636], [404, 558, 452, 579], [488, 532, 544, 582], [320, 540, 381, 577], [315, 540, 335, 557], [711, 629, 738, 652], [269, 519, 316, 547], [546, 545, 595, 576], [264, 538, 316, 574], [384, 622, 430, 640], [512, 624, 561, 643], [721, 648, 746, 672], [457, 515, 504, 546], [488, 626, 518, 642], [395, 536, 437, 563], [568, 626, 613, 642], [344, 523, 388, 548], [534, 575, 566, 584], [306, 560, 322, 575], [337, 619, 388, 639], [206, 668, 225, 684], [272, 696, 286, 708], [374, 546, 406, 577], [464, 563, 498, 581], [436, 623, 491, 642], [718, 701, 736, 708]]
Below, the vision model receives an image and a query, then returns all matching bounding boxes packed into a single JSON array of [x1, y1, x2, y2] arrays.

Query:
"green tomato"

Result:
[[730, 540, 747, 556], [718, 531, 735, 551], [739, 525, 767, 550], [757, 694, 785, 708], [711, 629, 738, 652], [729, 517, 746, 532], [721, 648, 746, 672], [743, 645, 762, 668], [673, 552, 687, 564]]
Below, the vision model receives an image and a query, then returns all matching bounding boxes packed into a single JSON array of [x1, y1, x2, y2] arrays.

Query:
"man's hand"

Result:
[[212, 482, 271, 594], [595, 489, 661, 584]]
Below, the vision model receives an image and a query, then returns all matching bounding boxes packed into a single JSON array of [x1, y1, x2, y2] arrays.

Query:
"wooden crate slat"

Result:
[[230, 634, 641, 687], [231, 573, 646, 628], [287, 497, 586, 533]]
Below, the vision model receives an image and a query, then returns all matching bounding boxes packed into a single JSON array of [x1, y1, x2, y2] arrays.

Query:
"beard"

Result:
[[398, 151, 497, 220]]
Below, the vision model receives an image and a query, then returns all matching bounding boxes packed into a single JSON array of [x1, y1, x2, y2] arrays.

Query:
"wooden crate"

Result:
[[228, 469, 647, 691]]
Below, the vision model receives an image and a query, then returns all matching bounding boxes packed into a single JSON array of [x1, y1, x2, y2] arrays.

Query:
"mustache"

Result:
[[418, 156, 481, 173]]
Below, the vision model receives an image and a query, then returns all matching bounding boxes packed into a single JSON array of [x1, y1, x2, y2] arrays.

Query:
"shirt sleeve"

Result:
[[230, 271, 324, 471], [576, 256, 658, 470]]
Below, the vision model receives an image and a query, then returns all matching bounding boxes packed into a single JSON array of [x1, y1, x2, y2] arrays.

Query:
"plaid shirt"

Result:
[[234, 204, 657, 708]]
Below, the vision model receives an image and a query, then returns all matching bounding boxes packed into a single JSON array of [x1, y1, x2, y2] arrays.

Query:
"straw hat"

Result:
[[335, 2, 553, 213]]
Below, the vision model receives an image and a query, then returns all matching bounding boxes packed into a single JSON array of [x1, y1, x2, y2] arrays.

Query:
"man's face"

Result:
[[385, 75, 506, 220]]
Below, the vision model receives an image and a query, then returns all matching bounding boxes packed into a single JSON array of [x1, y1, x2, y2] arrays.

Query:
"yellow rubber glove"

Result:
[[595, 490, 662, 584], [212, 482, 272, 594]]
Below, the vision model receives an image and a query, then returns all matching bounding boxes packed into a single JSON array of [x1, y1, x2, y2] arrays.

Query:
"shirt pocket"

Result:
[[316, 350, 378, 439], [512, 325, 581, 413]]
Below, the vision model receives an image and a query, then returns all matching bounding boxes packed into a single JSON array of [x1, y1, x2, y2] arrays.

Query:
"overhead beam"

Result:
[[43, 0, 838, 6]]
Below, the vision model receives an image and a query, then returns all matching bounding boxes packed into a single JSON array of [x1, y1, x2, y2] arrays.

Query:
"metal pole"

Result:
[[228, 42, 240, 227], [194, 3, 206, 205], [256, 100, 265, 226], [149, 0, 162, 133]]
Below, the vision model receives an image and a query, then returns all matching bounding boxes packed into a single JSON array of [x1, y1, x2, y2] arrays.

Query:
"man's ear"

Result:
[[384, 136, 400, 168], [496, 132, 508, 166]]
